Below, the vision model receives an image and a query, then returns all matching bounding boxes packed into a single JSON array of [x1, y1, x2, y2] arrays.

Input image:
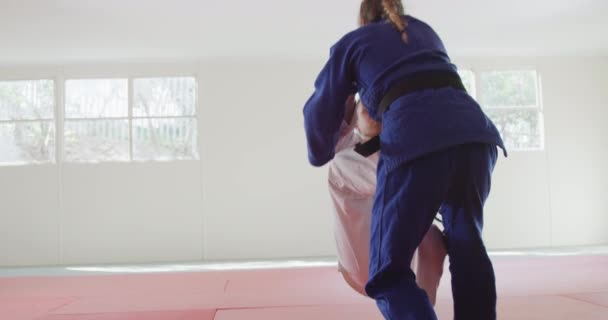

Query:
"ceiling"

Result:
[[0, 0, 607, 64]]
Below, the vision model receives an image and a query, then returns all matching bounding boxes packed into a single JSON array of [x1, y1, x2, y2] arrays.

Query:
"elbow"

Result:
[[308, 152, 333, 167]]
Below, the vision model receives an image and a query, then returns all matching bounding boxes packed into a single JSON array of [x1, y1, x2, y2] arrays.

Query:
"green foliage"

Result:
[[485, 109, 542, 150], [481, 71, 537, 107], [458, 70, 543, 150]]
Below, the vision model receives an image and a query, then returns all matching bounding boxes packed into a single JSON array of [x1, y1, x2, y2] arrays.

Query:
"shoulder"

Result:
[[331, 29, 363, 54], [404, 15, 440, 34], [333, 15, 432, 45], [333, 23, 386, 49], [404, 15, 429, 27]]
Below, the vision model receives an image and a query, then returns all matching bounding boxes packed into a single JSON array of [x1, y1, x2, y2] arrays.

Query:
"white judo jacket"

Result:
[[328, 120, 379, 295]]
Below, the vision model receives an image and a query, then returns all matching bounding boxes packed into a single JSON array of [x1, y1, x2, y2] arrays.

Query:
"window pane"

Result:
[[132, 118, 198, 160], [458, 70, 475, 97], [133, 77, 196, 117], [0, 80, 54, 120], [486, 109, 543, 150], [0, 121, 55, 163], [65, 79, 128, 118], [64, 120, 129, 162], [480, 71, 538, 107]]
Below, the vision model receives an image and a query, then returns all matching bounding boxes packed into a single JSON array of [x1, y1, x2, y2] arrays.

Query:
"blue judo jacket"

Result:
[[303, 15, 506, 171]]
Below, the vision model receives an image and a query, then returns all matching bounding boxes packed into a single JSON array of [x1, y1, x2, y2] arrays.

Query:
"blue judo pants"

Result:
[[365, 143, 498, 320]]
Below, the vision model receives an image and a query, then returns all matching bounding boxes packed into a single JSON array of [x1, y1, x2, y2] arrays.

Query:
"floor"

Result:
[[1, 251, 608, 319]]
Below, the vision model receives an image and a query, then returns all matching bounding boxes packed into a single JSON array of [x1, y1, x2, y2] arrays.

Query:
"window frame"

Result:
[[459, 67, 545, 152], [130, 77, 199, 162], [477, 69, 542, 110], [0, 63, 202, 166], [0, 78, 58, 165], [63, 76, 200, 163]]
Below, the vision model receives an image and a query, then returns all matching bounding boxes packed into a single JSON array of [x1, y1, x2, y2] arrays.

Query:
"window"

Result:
[[458, 70, 476, 97], [132, 77, 198, 161], [64, 79, 129, 162], [64, 77, 198, 162], [458, 69, 544, 151], [480, 71, 543, 150], [0, 80, 55, 164]]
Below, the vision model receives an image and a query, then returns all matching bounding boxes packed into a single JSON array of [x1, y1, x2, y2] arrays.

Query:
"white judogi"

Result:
[[328, 120, 379, 295], [327, 109, 445, 301]]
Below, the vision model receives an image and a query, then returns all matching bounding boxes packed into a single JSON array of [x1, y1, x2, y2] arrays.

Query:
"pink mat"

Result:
[[38, 309, 216, 320], [0, 297, 74, 320], [214, 304, 383, 320], [1, 255, 607, 319], [565, 292, 608, 308]]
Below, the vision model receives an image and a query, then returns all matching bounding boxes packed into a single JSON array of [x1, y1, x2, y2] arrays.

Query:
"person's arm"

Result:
[[303, 41, 356, 167], [333, 95, 359, 153], [343, 94, 356, 126]]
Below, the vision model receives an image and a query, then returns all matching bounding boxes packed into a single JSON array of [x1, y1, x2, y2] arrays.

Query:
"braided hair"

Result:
[[359, 0, 408, 42]]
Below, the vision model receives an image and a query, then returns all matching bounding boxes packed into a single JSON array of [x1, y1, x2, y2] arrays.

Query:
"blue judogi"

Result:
[[303, 15, 506, 320]]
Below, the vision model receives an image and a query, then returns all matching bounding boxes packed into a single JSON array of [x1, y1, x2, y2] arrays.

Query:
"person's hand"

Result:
[[355, 101, 381, 137]]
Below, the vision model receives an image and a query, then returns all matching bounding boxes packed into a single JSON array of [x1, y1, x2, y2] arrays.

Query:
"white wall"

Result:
[[60, 162, 204, 264], [543, 57, 608, 246], [0, 56, 607, 267], [198, 59, 335, 261], [0, 165, 60, 266]]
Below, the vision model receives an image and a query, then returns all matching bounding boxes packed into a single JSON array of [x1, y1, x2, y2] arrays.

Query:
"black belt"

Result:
[[354, 71, 467, 157]]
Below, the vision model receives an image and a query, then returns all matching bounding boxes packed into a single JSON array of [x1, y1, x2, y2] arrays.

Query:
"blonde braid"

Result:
[[381, 0, 408, 42]]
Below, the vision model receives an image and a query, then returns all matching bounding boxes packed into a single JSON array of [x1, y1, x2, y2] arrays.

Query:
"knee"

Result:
[[444, 223, 485, 252], [341, 269, 369, 297], [446, 233, 486, 254], [365, 263, 417, 298]]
